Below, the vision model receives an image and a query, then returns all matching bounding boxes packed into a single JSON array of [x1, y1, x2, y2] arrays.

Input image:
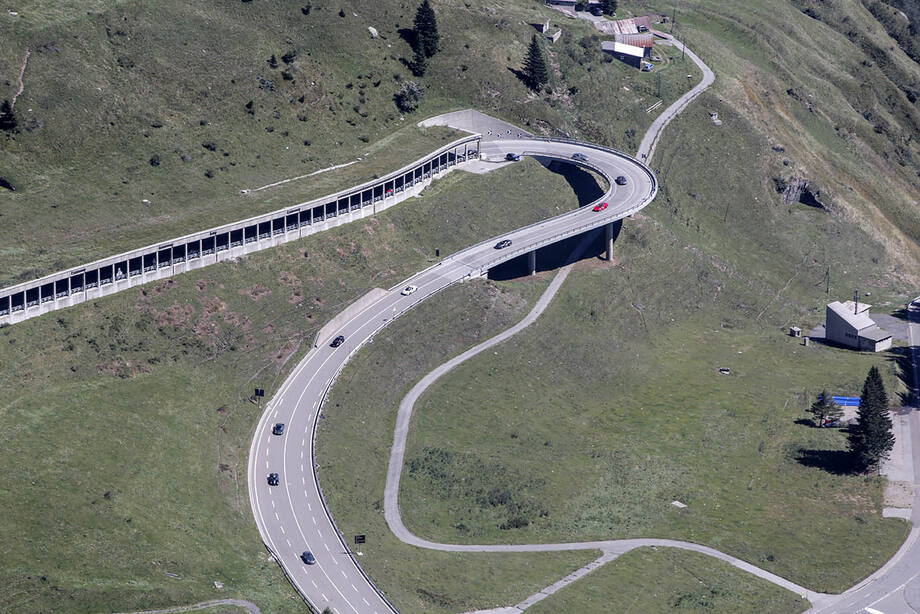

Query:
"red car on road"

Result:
[[592, 202, 609, 212]]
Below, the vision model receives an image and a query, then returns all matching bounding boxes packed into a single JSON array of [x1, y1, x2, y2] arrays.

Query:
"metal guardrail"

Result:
[[460, 139, 657, 273]]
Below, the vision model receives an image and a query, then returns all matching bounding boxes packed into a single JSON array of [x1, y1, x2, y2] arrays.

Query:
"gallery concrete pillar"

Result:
[[605, 222, 615, 261], [528, 250, 536, 276]]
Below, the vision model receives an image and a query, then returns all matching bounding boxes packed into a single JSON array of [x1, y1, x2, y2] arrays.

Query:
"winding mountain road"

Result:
[[247, 138, 657, 614], [247, 26, 920, 614]]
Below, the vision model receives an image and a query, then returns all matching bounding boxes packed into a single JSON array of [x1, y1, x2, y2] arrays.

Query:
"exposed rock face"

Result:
[[774, 175, 830, 210]]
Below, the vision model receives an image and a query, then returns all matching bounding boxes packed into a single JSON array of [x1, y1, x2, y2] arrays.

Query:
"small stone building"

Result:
[[825, 300, 892, 352]]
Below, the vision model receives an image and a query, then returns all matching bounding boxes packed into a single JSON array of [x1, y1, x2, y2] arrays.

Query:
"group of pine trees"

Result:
[[410, 0, 550, 92], [809, 366, 895, 474], [403, 2, 578, 98]]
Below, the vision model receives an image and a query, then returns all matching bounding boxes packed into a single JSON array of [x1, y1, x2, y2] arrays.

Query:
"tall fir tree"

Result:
[[849, 366, 895, 472], [410, 48, 429, 77], [0, 100, 17, 133], [523, 35, 549, 91], [414, 0, 440, 59]]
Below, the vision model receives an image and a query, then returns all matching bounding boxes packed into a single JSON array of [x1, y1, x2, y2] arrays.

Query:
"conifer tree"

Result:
[[808, 390, 844, 427], [414, 0, 440, 59], [849, 366, 895, 472], [523, 35, 549, 91]]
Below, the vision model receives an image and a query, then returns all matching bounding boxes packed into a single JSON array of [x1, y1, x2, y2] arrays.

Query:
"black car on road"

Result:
[[272, 423, 285, 436], [572, 152, 589, 162], [505, 153, 521, 161], [301, 550, 316, 565], [267, 473, 279, 486], [330, 335, 345, 348], [615, 175, 628, 185], [494, 239, 513, 249]]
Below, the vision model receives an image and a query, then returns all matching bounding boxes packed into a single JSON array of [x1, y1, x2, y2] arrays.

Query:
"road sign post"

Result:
[[254, 387, 265, 408]]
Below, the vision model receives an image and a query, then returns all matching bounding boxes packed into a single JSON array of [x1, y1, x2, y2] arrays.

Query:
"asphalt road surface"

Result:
[[246, 139, 657, 614]]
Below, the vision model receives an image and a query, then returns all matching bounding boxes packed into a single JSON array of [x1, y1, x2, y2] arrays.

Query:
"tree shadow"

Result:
[[397, 28, 417, 51], [796, 448, 857, 475], [889, 307, 911, 321], [794, 418, 816, 427], [507, 66, 529, 89], [887, 344, 917, 407]]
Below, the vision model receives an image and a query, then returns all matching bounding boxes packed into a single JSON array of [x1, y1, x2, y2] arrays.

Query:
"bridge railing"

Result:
[[453, 138, 657, 273]]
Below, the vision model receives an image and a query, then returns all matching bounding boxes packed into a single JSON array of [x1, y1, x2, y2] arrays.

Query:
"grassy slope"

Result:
[[319, 278, 595, 614], [392, 11, 919, 588], [387, 0, 920, 598], [643, 0, 920, 276], [0, 0, 696, 286], [527, 548, 808, 614], [1, 0, 920, 612], [0, 159, 592, 613]]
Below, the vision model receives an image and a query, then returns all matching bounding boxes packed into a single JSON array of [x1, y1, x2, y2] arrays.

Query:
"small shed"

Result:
[[546, 29, 562, 43], [602, 41, 645, 68], [789, 326, 801, 337]]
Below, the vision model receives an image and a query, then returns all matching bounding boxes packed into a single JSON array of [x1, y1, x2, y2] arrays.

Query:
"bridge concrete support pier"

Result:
[[528, 250, 536, 276], [605, 222, 615, 261]]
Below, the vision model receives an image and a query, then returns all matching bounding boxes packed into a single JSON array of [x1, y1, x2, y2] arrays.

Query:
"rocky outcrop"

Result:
[[773, 175, 830, 210]]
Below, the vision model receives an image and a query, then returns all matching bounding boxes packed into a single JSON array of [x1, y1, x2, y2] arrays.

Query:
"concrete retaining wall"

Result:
[[419, 109, 530, 139]]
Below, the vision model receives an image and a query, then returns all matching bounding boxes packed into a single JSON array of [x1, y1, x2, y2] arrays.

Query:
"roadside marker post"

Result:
[[254, 387, 265, 408]]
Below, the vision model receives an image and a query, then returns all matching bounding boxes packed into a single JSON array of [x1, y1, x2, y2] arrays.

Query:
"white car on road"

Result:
[[401, 285, 418, 296]]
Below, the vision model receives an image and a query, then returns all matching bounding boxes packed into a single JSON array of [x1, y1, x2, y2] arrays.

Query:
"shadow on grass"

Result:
[[487, 221, 621, 281], [796, 448, 858, 475], [533, 157, 607, 207], [398, 28, 417, 51], [888, 345, 917, 407], [507, 66, 530, 90], [488, 158, 616, 281], [794, 418, 817, 427]]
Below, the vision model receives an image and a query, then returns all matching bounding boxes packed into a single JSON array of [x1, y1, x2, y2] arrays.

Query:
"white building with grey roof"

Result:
[[825, 300, 892, 352]]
